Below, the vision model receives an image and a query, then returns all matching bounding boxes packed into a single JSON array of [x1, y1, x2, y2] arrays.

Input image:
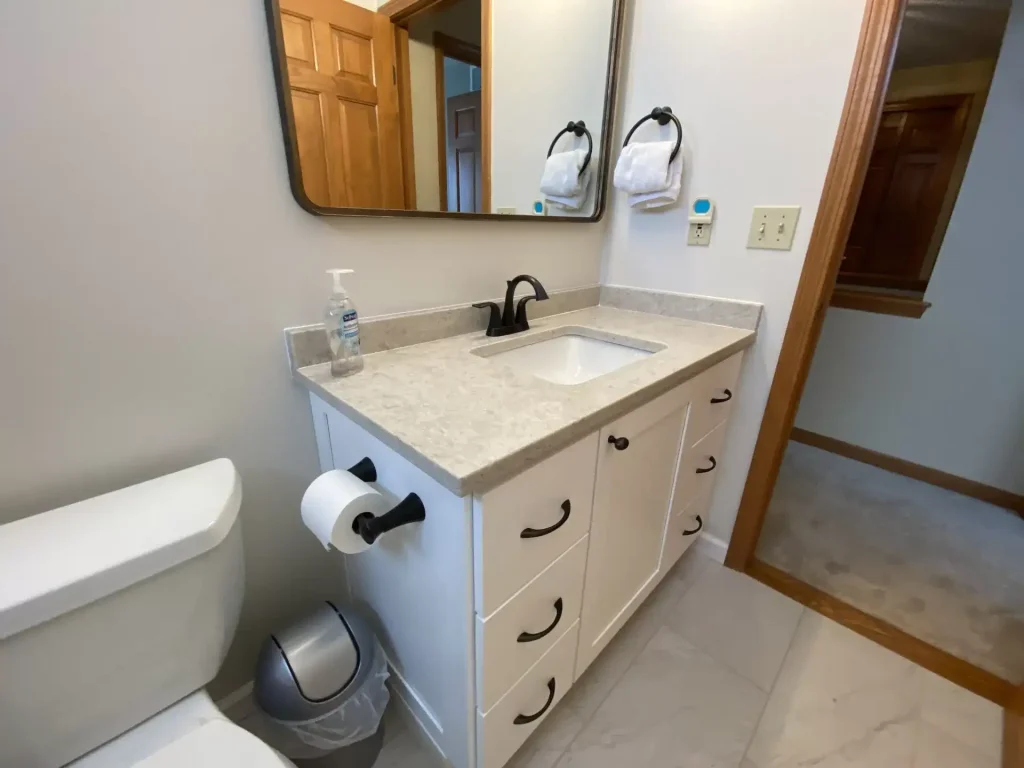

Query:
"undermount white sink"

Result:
[[473, 328, 661, 385]]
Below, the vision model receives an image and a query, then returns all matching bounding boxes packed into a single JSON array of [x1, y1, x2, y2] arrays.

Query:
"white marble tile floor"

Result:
[[241, 551, 1004, 768]]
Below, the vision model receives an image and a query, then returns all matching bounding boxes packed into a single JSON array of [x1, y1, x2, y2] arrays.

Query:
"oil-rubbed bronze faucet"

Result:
[[472, 275, 549, 337]]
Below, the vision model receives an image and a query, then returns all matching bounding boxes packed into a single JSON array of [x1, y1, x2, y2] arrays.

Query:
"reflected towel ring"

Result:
[[547, 120, 593, 176], [622, 106, 682, 163]]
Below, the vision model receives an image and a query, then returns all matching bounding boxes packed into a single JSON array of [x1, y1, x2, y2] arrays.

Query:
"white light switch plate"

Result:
[[747, 206, 801, 250]]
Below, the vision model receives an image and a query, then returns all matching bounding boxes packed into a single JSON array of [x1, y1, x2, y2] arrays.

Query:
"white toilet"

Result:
[[0, 458, 294, 767]]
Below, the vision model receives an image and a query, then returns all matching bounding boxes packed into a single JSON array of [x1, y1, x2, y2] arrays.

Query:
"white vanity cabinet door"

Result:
[[575, 386, 688, 677]]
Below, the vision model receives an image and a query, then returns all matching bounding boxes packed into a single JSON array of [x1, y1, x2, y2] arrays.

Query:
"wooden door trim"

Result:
[[884, 93, 973, 113], [829, 286, 931, 317], [431, 30, 483, 213], [1006, 687, 1024, 768], [433, 31, 481, 67], [747, 560, 1016, 706], [379, 0, 461, 23], [395, 27, 417, 210], [724, 0, 906, 570], [433, 43, 449, 211], [481, 0, 492, 213]]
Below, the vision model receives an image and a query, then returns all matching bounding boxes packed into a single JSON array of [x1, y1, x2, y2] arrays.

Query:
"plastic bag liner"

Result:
[[271, 639, 391, 753]]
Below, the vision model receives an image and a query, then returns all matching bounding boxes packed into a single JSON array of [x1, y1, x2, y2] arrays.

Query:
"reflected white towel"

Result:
[[613, 141, 675, 194], [628, 150, 683, 210], [546, 165, 592, 212], [540, 149, 587, 197]]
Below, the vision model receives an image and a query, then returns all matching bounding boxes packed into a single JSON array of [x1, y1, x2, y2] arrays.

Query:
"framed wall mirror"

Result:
[[264, 0, 626, 221]]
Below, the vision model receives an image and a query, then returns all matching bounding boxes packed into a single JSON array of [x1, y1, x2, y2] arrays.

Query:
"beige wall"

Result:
[[407, 0, 481, 211], [0, 0, 601, 695]]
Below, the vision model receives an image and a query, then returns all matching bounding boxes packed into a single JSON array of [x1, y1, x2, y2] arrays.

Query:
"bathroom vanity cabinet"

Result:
[[307, 351, 743, 768]]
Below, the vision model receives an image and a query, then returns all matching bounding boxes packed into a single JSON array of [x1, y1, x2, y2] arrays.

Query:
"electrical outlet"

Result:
[[688, 222, 712, 246], [496, 207, 516, 215], [747, 206, 801, 250]]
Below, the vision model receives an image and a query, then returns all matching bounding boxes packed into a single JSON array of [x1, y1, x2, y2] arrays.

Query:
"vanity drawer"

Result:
[[662, 490, 711, 572], [476, 621, 579, 768], [686, 353, 742, 447], [674, 422, 728, 515], [474, 433, 598, 618], [476, 535, 587, 712]]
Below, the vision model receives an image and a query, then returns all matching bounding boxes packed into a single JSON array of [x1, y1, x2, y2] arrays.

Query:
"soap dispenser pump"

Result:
[[325, 269, 363, 378]]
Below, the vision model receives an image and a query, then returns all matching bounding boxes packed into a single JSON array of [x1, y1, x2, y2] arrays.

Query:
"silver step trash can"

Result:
[[254, 602, 390, 766]]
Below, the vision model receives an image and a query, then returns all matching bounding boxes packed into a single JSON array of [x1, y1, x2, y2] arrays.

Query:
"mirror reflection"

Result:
[[270, 0, 620, 219]]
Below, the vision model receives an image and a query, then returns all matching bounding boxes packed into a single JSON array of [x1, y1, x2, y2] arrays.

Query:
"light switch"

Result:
[[747, 206, 801, 250]]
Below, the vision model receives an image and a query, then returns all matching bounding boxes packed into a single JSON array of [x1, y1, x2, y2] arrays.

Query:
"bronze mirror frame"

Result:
[[263, 0, 627, 221]]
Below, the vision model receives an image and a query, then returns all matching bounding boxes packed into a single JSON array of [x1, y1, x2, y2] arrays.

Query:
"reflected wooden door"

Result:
[[840, 95, 970, 290], [279, 0, 405, 209], [445, 90, 483, 213]]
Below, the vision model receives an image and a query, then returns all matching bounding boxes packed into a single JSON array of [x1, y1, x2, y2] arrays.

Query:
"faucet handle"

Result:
[[514, 296, 537, 329], [473, 302, 502, 335]]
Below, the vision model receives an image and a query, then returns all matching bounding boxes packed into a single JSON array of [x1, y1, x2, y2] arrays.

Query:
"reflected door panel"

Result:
[[447, 90, 482, 213], [280, 0, 405, 209]]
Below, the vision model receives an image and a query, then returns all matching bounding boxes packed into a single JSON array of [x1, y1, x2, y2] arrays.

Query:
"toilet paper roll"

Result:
[[301, 469, 390, 554]]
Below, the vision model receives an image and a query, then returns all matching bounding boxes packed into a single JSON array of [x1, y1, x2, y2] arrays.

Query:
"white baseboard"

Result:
[[695, 532, 728, 564]]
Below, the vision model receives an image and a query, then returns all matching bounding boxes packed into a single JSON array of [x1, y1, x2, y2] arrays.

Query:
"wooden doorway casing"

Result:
[[1007, 686, 1024, 768], [388, 0, 491, 214], [724, 0, 905, 571], [433, 31, 482, 212], [722, 0, 1019, 710]]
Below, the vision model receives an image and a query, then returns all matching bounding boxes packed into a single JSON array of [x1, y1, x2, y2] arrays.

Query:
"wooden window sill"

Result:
[[830, 287, 931, 318]]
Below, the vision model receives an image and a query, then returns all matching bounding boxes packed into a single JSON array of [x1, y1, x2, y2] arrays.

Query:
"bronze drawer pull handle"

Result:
[[710, 388, 733, 404], [520, 500, 571, 539], [513, 679, 556, 725], [517, 598, 563, 643], [696, 456, 717, 474], [683, 515, 703, 536]]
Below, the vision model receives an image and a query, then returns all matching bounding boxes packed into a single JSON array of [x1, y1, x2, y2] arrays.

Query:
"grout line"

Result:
[[738, 605, 808, 765], [542, 553, 714, 766]]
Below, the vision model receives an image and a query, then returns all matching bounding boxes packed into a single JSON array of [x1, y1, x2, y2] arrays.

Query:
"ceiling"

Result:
[[895, 0, 1012, 68]]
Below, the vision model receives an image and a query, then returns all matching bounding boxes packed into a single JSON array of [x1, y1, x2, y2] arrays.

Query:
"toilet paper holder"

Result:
[[346, 457, 426, 545]]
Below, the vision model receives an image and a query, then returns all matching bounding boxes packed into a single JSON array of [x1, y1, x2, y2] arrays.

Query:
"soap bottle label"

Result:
[[341, 310, 361, 356]]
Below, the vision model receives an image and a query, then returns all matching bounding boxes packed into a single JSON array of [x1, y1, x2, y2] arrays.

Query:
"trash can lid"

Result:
[[255, 602, 378, 722], [134, 721, 293, 768], [272, 602, 360, 701]]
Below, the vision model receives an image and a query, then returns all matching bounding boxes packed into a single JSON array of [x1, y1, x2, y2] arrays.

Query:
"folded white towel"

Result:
[[546, 165, 592, 212], [540, 149, 587, 197], [613, 141, 675, 195], [628, 149, 683, 210]]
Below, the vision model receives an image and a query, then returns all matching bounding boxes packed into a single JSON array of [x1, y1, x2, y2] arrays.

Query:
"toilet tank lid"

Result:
[[0, 459, 242, 640]]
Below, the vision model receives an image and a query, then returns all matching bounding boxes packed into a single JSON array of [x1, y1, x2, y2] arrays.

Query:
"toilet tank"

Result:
[[0, 459, 245, 768]]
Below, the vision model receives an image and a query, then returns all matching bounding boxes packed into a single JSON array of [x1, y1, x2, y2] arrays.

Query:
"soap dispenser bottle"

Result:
[[324, 269, 363, 377]]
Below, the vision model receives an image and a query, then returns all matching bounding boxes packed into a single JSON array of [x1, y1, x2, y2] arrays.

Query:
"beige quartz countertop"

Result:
[[297, 306, 755, 496]]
